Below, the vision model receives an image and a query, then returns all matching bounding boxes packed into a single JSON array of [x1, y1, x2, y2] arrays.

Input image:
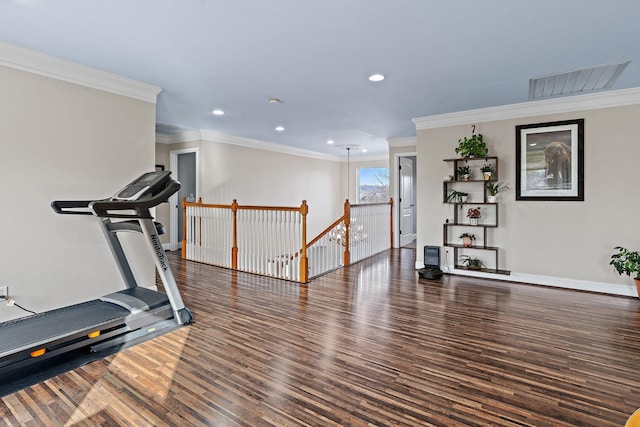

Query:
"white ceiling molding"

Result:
[[158, 129, 203, 144], [387, 136, 417, 147], [201, 130, 343, 161], [0, 41, 161, 103], [159, 129, 388, 162], [413, 87, 640, 130]]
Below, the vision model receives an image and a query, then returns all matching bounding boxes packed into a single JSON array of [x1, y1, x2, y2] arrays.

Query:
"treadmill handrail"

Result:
[[90, 179, 180, 219], [50, 200, 94, 215]]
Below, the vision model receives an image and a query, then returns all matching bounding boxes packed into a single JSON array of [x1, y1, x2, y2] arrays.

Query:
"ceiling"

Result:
[[0, 0, 638, 157]]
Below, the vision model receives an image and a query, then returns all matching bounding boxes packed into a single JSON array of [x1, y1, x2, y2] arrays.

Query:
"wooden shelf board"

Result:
[[444, 244, 499, 250], [443, 156, 498, 162], [453, 265, 511, 276]]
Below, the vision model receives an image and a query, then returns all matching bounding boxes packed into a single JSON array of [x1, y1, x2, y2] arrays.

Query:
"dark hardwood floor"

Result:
[[2, 248, 640, 426]]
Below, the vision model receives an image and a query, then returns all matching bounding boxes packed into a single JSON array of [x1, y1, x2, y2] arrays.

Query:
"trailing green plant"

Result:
[[458, 232, 476, 240], [444, 190, 468, 204], [455, 134, 489, 158], [610, 246, 640, 279], [485, 181, 512, 196], [457, 165, 470, 176], [480, 163, 494, 173], [459, 255, 486, 270]]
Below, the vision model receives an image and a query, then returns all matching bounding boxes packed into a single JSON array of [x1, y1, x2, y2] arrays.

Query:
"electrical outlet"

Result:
[[0, 286, 7, 300]]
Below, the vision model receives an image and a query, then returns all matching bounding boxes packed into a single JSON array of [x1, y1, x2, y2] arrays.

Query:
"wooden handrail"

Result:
[[306, 216, 346, 248]]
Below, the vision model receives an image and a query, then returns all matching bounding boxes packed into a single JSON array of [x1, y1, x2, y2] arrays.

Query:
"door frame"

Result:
[[169, 147, 200, 251], [392, 151, 417, 248]]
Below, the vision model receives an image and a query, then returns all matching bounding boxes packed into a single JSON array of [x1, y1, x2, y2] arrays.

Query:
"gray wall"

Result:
[[416, 101, 640, 295], [0, 59, 156, 321]]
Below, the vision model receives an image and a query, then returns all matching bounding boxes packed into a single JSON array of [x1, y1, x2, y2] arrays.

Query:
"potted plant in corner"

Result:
[[480, 163, 494, 181], [457, 165, 470, 181], [485, 181, 512, 203], [455, 134, 489, 159], [610, 246, 640, 297], [466, 206, 481, 225], [460, 255, 486, 270], [459, 232, 476, 248]]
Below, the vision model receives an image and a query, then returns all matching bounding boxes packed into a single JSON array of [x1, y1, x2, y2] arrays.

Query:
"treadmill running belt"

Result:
[[0, 300, 130, 357]]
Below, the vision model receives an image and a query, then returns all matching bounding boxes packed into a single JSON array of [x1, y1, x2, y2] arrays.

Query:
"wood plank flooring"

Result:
[[2, 248, 640, 426]]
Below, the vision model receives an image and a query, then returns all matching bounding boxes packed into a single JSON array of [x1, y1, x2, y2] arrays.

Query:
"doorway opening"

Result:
[[398, 155, 416, 248], [169, 148, 199, 251]]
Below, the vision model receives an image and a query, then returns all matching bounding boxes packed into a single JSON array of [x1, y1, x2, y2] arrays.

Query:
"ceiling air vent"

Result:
[[528, 60, 630, 99]]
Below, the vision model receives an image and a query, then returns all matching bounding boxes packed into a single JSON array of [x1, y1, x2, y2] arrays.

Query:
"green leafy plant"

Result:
[[485, 181, 512, 196], [458, 232, 476, 240], [457, 165, 470, 176], [610, 247, 640, 279], [459, 255, 486, 270], [444, 190, 468, 204], [480, 163, 494, 173], [455, 134, 489, 158]]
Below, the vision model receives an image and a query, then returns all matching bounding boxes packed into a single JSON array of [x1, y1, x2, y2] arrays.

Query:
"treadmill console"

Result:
[[112, 171, 171, 201]]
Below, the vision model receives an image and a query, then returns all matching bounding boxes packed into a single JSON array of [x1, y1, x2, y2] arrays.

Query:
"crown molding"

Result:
[[158, 129, 342, 161], [387, 136, 417, 147], [0, 41, 161, 103], [413, 87, 640, 130]]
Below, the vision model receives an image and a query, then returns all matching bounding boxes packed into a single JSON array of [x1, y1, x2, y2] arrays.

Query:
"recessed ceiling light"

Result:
[[327, 139, 335, 145], [368, 74, 385, 82], [268, 98, 282, 104], [275, 126, 285, 132], [362, 148, 368, 153], [212, 109, 224, 116]]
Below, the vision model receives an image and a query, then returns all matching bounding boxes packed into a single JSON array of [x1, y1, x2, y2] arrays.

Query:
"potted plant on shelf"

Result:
[[480, 163, 494, 181], [460, 255, 486, 270], [457, 165, 470, 181], [455, 134, 489, 159], [610, 246, 640, 297], [466, 206, 481, 225], [445, 190, 469, 205], [459, 232, 476, 248], [485, 181, 512, 203]]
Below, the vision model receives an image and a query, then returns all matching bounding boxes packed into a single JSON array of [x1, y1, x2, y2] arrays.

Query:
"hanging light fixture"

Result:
[[329, 145, 368, 246]]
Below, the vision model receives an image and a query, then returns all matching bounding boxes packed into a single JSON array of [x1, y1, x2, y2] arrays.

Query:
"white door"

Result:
[[399, 156, 416, 246]]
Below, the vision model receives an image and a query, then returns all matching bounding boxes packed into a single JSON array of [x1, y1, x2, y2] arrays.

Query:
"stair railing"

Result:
[[182, 198, 392, 283]]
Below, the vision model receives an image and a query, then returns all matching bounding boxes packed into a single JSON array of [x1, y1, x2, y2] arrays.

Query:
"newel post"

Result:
[[300, 200, 309, 283], [343, 199, 350, 267], [181, 198, 188, 259], [231, 199, 238, 269], [389, 198, 393, 248]]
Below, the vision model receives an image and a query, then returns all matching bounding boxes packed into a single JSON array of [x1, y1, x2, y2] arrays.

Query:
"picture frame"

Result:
[[515, 119, 584, 201]]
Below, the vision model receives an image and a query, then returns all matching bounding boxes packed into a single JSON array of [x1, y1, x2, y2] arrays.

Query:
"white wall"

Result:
[[415, 91, 640, 296], [0, 47, 158, 321], [156, 133, 349, 240]]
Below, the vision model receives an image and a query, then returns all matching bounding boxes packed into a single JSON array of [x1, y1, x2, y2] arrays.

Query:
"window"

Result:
[[358, 167, 389, 203]]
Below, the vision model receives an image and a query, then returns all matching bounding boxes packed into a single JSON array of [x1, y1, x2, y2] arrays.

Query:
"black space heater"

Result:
[[418, 245, 443, 280]]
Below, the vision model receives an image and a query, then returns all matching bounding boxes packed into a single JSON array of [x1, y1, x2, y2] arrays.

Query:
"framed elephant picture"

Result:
[[515, 119, 584, 201]]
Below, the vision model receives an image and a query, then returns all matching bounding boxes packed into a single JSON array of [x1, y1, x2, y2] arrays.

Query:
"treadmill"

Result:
[[0, 170, 192, 393]]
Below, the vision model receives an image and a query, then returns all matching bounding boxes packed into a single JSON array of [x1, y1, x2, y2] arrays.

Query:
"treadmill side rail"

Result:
[[139, 218, 192, 325]]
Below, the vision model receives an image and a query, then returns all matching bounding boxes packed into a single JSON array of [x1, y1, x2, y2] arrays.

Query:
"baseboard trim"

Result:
[[415, 261, 635, 297]]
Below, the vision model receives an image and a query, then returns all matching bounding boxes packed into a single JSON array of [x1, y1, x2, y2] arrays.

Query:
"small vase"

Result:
[[462, 174, 470, 182], [487, 195, 497, 203], [483, 172, 492, 181], [635, 278, 640, 298], [470, 218, 478, 225], [462, 237, 472, 247]]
